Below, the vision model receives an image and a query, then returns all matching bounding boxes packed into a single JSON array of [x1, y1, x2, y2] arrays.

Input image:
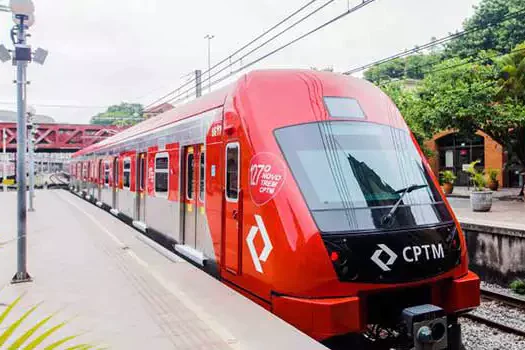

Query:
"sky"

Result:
[[0, 0, 480, 124]]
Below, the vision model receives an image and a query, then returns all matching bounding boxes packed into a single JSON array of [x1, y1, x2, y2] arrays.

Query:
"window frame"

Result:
[[123, 157, 132, 190], [139, 154, 146, 192], [323, 96, 366, 119], [225, 142, 240, 203], [154, 152, 169, 198], [113, 157, 119, 189], [199, 150, 205, 203], [104, 161, 110, 187], [186, 151, 195, 201]]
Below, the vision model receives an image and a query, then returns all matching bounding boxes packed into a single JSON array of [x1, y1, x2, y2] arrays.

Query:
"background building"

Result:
[[425, 131, 522, 188]]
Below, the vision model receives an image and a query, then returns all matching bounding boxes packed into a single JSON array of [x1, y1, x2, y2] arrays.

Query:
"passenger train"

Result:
[[71, 70, 480, 349]]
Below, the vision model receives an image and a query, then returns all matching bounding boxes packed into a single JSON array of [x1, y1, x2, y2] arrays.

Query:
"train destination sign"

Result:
[[249, 153, 287, 206]]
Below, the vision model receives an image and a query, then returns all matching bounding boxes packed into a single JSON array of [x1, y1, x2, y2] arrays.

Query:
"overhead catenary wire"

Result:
[[144, 0, 323, 110], [164, 0, 378, 106], [379, 46, 525, 88], [343, 7, 525, 76]]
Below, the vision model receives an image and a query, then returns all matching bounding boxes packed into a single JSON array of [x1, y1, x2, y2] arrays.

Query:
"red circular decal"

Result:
[[249, 153, 287, 206]]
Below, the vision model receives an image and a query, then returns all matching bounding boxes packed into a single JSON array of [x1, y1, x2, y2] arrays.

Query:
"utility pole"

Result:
[[204, 34, 214, 93], [1, 0, 49, 284], [27, 107, 35, 211], [13, 13, 31, 282]]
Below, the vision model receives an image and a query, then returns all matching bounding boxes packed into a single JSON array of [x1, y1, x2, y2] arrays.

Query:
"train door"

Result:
[[224, 142, 241, 274], [112, 157, 119, 209], [182, 146, 198, 248], [135, 153, 146, 222]]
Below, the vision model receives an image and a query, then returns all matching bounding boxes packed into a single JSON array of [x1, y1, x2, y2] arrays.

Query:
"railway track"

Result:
[[480, 287, 525, 310], [461, 287, 525, 338]]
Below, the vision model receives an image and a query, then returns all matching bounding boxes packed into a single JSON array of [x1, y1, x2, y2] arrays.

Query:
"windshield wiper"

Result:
[[380, 184, 428, 226]]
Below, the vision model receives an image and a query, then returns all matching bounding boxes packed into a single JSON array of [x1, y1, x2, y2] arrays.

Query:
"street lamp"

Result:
[[3, 0, 46, 284], [9, 0, 34, 15], [204, 34, 215, 93]]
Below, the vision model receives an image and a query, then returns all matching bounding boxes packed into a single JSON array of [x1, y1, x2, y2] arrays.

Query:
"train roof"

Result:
[[73, 69, 399, 158]]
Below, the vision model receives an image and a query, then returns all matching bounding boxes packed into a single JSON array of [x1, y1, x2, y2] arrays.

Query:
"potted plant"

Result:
[[465, 160, 492, 212], [440, 170, 457, 194], [487, 168, 499, 191]]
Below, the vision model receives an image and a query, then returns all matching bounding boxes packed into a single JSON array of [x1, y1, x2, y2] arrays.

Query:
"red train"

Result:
[[71, 70, 480, 349]]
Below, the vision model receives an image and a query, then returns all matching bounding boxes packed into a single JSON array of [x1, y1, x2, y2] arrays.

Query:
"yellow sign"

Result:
[[2, 179, 14, 185]]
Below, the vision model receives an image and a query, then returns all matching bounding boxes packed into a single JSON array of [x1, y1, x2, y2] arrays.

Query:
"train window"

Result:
[[186, 153, 194, 200], [324, 97, 365, 119], [155, 153, 169, 197], [113, 158, 119, 188], [99, 160, 103, 184], [225, 143, 239, 201], [199, 151, 205, 203], [139, 156, 145, 191], [104, 161, 110, 186], [123, 158, 131, 189], [275, 121, 452, 232]]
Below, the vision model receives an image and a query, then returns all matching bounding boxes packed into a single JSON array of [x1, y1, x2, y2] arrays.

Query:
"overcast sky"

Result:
[[0, 0, 479, 124]]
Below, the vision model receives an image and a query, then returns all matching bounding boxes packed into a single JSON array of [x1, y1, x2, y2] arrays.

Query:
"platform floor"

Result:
[[0, 190, 326, 350], [449, 197, 525, 231]]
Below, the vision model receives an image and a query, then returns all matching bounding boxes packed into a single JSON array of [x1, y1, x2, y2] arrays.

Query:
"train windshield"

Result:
[[275, 121, 452, 233]]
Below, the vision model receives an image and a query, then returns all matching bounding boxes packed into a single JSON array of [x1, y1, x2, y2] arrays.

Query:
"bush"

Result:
[[465, 160, 487, 191], [487, 168, 499, 183], [510, 279, 525, 295], [439, 170, 456, 185]]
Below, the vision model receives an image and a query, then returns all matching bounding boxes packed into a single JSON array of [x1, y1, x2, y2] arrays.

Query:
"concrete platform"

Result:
[[449, 197, 525, 231], [0, 190, 326, 350]]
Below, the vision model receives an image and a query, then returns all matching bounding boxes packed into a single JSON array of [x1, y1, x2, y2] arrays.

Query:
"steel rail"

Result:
[[462, 313, 525, 338], [480, 287, 525, 310]]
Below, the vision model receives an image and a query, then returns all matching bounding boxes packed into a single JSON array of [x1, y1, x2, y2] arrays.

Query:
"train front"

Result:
[[237, 70, 480, 349]]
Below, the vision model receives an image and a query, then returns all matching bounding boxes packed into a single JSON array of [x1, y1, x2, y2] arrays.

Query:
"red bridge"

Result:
[[0, 123, 126, 152]]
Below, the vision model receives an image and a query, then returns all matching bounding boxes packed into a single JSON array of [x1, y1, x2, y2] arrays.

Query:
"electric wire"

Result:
[[164, 0, 378, 106], [379, 46, 525, 88], [144, 0, 323, 109], [343, 7, 525, 76]]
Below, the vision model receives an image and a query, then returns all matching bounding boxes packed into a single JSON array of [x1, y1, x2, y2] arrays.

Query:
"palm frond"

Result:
[[8, 314, 54, 349], [0, 293, 99, 349], [0, 303, 42, 347]]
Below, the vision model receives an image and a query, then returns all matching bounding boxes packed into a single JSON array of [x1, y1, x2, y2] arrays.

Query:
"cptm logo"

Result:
[[246, 215, 273, 274]]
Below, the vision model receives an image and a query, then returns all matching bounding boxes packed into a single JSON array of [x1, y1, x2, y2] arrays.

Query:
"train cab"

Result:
[[70, 70, 480, 349]]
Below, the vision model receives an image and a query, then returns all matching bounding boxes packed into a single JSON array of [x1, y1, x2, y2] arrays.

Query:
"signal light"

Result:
[[330, 251, 339, 262]]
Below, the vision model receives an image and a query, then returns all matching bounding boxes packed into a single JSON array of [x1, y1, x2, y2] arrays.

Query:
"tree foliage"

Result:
[[364, 0, 525, 83], [364, 53, 443, 84], [90, 103, 144, 126], [445, 0, 525, 58], [396, 44, 525, 170]]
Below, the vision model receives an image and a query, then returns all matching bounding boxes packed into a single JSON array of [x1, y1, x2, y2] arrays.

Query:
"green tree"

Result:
[[403, 48, 525, 194], [445, 0, 525, 58], [90, 103, 144, 126], [364, 53, 442, 84], [497, 42, 525, 102]]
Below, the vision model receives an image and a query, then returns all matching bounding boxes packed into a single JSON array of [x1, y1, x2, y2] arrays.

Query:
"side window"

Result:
[[113, 158, 119, 187], [199, 151, 205, 203], [155, 153, 169, 197], [225, 143, 239, 201], [139, 156, 146, 191], [104, 162, 110, 186], [186, 153, 194, 200], [123, 158, 131, 189], [99, 160, 103, 183]]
